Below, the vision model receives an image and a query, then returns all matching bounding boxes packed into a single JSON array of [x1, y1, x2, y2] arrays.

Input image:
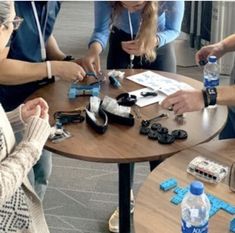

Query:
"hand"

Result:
[[195, 42, 225, 65], [121, 37, 158, 57], [161, 90, 204, 115], [21, 97, 49, 122], [80, 52, 101, 74], [52, 61, 86, 82], [121, 39, 144, 56]]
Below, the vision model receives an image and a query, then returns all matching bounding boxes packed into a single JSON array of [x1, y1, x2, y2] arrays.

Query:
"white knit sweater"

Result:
[[0, 104, 51, 233]]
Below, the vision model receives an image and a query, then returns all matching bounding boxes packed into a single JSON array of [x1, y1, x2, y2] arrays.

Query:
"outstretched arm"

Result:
[[161, 85, 235, 115], [195, 34, 235, 64]]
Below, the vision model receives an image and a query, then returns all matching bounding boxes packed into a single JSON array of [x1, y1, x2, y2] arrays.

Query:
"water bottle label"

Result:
[[204, 76, 219, 88], [181, 219, 208, 233]]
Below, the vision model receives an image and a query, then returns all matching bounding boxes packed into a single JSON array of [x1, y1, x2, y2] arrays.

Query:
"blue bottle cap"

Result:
[[190, 181, 204, 195], [208, 55, 217, 63]]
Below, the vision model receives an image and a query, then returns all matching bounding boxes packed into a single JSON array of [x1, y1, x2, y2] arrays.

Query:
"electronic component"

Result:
[[187, 156, 229, 183]]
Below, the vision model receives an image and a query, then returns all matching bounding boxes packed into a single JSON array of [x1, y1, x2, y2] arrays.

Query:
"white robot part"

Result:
[[187, 156, 229, 183]]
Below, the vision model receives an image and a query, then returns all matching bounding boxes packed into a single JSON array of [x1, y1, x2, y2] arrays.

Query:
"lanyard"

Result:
[[31, 1, 48, 61], [128, 11, 135, 68]]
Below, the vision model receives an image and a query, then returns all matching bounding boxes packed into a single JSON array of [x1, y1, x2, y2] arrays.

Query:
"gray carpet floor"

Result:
[[43, 2, 229, 233]]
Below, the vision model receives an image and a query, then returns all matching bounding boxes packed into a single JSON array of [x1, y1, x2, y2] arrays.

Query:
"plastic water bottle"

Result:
[[203, 55, 220, 88], [181, 181, 211, 233]]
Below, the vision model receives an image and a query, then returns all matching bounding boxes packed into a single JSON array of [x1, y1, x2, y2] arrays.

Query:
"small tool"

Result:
[[140, 91, 158, 97], [141, 113, 168, 127]]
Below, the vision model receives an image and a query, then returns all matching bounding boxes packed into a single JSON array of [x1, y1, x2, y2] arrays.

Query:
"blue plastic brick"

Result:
[[173, 187, 181, 194], [160, 178, 177, 192], [170, 196, 183, 205], [109, 75, 121, 88], [230, 218, 235, 233], [226, 206, 235, 215], [68, 82, 100, 100]]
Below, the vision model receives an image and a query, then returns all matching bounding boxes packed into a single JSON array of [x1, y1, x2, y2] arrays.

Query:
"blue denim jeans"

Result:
[[219, 108, 235, 140], [15, 131, 52, 200]]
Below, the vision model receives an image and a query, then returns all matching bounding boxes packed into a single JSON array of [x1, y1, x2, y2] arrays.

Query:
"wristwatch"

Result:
[[206, 87, 217, 106]]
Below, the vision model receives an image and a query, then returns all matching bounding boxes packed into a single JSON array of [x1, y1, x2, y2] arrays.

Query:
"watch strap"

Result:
[[206, 87, 217, 106]]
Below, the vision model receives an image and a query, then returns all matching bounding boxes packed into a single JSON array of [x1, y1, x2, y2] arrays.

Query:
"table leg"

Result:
[[119, 163, 131, 233]]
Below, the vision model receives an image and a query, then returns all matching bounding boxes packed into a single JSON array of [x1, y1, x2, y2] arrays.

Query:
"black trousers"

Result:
[[108, 27, 177, 187], [0, 77, 54, 111], [107, 27, 176, 73]]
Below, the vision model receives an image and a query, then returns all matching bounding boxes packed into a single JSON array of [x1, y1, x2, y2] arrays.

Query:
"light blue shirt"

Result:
[[89, 1, 184, 50]]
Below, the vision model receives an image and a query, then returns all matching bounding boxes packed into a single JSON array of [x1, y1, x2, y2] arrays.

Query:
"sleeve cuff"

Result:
[[6, 105, 25, 132]]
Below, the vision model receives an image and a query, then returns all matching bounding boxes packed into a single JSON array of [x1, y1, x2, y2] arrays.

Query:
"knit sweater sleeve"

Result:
[[0, 116, 51, 205], [6, 105, 25, 132]]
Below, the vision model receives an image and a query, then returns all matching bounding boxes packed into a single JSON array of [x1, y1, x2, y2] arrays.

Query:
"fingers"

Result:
[[35, 105, 41, 117], [94, 56, 101, 74], [75, 66, 86, 81], [121, 40, 139, 55], [161, 91, 182, 109]]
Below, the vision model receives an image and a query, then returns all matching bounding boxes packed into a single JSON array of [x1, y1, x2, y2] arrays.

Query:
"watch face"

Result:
[[208, 88, 216, 95]]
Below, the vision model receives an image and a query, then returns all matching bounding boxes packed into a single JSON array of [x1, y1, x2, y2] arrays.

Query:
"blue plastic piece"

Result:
[[161, 178, 235, 222], [170, 195, 183, 205], [109, 75, 121, 88], [230, 218, 235, 233], [160, 178, 177, 192], [68, 82, 100, 99]]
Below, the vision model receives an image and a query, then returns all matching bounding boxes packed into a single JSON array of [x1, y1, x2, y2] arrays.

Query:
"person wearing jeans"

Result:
[[0, 1, 86, 200]]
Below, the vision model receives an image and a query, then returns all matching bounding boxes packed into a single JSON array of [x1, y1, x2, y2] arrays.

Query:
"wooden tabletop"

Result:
[[30, 69, 228, 163], [134, 139, 235, 233]]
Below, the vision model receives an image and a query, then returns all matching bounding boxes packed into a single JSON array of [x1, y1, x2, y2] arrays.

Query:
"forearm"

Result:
[[6, 105, 25, 132], [0, 59, 47, 85], [89, 42, 103, 55], [0, 58, 69, 84], [46, 35, 65, 61], [0, 141, 40, 205], [220, 34, 235, 54], [157, 30, 180, 47], [217, 85, 235, 106]]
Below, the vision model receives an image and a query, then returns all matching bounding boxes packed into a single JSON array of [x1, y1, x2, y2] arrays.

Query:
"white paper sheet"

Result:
[[129, 88, 166, 107], [126, 71, 194, 96]]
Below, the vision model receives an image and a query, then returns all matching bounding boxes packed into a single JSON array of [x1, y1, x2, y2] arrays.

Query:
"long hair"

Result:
[[0, 1, 11, 25], [110, 1, 158, 62]]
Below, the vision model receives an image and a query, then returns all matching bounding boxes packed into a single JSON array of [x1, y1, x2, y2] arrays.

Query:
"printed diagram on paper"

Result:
[[127, 71, 194, 95], [126, 71, 194, 107]]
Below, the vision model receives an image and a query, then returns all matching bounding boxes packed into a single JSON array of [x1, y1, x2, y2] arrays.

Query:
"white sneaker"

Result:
[[108, 190, 135, 233]]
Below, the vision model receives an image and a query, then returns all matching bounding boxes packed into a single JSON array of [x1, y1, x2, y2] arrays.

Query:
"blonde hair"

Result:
[[110, 1, 158, 62], [0, 1, 11, 25]]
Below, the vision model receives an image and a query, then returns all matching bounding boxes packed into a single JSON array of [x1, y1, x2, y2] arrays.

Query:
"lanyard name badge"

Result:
[[31, 1, 48, 61]]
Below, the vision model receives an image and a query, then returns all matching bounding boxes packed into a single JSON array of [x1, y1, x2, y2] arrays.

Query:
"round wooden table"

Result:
[[134, 139, 235, 233], [30, 69, 228, 233]]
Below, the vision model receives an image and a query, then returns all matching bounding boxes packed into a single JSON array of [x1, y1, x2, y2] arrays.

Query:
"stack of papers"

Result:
[[126, 71, 194, 107]]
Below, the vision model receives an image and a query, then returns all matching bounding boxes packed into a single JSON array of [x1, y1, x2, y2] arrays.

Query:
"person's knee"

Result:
[[33, 150, 52, 183]]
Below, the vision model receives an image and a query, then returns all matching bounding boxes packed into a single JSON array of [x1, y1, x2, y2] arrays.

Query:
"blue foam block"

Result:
[[230, 218, 235, 233], [160, 178, 177, 192]]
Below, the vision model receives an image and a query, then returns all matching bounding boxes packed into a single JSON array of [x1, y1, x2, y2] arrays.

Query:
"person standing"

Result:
[[82, 1, 184, 232], [0, 1, 86, 200], [0, 2, 51, 232], [161, 34, 235, 140]]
